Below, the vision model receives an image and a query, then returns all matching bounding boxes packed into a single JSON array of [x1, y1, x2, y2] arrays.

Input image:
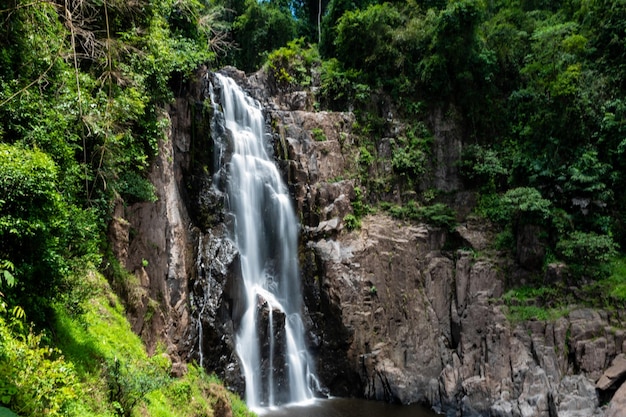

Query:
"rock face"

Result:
[[301, 213, 624, 416], [109, 66, 626, 416], [236, 70, 626, 415], [107, 72, 204, 373]]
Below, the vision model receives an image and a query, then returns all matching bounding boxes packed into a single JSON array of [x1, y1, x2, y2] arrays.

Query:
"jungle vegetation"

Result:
[[1, 0, 625, 415]]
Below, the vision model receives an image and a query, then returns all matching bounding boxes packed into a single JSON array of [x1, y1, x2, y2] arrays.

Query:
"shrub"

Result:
[[311, 128, 326, 142], [459, 144, 509, 191], [391, 122, 432, 185], [556, 231, 618, 278], [0, 317, 78, 417], [117, 171, 158, 204], [343, 214, 361, 230], [388, 201, 457, 230], [106, 357, 167, 417], [267, 38, 319, 91], [502, 187, 552, 224], [318, 58, 370, 111]]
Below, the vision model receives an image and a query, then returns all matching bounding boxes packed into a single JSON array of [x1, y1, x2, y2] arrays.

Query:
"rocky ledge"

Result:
[[303, 214, 626, 416]]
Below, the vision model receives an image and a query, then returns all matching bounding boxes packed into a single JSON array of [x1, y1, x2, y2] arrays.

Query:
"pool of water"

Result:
[[256, 398, 442, 417]]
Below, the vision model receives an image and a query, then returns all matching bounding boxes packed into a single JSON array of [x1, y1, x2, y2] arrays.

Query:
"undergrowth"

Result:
[[0, 270, 254, 417], [502, 256, 626, 323]]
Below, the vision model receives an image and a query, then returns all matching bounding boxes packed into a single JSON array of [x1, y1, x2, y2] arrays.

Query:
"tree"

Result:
[[231, 0, 298, 72]]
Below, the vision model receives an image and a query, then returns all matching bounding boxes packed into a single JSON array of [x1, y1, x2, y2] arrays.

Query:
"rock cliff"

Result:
[[109, 67, 626, 416]]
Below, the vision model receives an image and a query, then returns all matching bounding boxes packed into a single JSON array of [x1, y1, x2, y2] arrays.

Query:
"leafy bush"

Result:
[[144, 365, 256, 417], [351, 187, 370, 218], [502, 286, 569, 323], [0, 317, 78, 417], [343, 214, 361, 230], [106, 358, 168, 417], [501, 187, 552, 224], [117, 171, 158, 204], [556, 231, 618, 278], [311, 128, 326, 142], [334, 3, 405, 83], [267, 38, 320, 91], [459, 144, 509, 191], [318, 59, 371, 111], [391, 122, 432, 184], [232, 0, 298, 72], [388, 201, 457, 230]]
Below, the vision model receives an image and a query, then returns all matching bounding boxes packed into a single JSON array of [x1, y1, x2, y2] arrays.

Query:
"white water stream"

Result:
[[210, 73, 317, 409]]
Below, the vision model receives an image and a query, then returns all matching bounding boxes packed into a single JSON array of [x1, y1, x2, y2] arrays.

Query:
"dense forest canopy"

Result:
[[0, 0, 626, 415]]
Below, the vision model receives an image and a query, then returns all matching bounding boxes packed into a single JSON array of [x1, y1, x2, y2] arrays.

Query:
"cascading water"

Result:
[[209, 72, 318, 409]]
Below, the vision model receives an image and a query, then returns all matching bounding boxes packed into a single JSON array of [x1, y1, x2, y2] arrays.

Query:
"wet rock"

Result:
[[304, 217, 343, 238]]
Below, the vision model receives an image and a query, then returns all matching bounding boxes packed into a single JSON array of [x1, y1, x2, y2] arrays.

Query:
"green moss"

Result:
[[501, 286, 570, 324], [145, 366, 256, 417], [46, 270, 253, 417]]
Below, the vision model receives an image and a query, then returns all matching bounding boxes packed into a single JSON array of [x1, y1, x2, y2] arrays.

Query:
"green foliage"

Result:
[[0, 316, 78, 417], [344, 187, 370, 231], [459, 144, 509, 191], [501, 187, 552, 224], [0, 0, 222, 324], [0, 144, 101, 321], [0, 261, 15, 289], [320, 0, 376, 57], [144, 365, 256, 417], [501, 286, 569, 323], [49, 270, 253, 417], [311, 128, 327, 142], [267, 38, 320, 91], [479, 187, 551, 225], [343, 213, 361, 231], [334, 3, 405, 84], [391, 123, 432, 185], [592, 257, 626, 303], [0, 407, 19, 417], [106, 358, 167, 417], [231, 0, 298, 72], [318, 58, 370, 111], [351, 187, 370, 218], [358, 146, 375, 177], [117, 172, 158, 204], [388, 201, 457, 230], [556, 231, 618, 278]]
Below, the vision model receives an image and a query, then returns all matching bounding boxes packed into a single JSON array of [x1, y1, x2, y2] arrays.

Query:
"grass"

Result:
[[604, 256, 626, 301], [501, 286, 570, 324], [584, 256, 626, 307], [144, 367, 256, 417], [10, 269, 255, 417], [502, 256, 626, 323], [311, 128, 326, 142]]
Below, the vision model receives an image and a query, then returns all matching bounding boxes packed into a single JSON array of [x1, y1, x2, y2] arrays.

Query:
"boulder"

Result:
[[606, 380, 626, 417]]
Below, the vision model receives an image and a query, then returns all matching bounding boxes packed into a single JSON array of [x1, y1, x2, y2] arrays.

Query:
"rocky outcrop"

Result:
[[107, 90, 198, 373], [301, 212, 618, 416], [105, 67, 230, 376], [236, 69, 626, 415], [108, 66, 626, 416]]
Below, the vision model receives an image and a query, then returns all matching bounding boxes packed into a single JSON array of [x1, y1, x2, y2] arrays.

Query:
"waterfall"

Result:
[[209, 73, 317, 409]]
